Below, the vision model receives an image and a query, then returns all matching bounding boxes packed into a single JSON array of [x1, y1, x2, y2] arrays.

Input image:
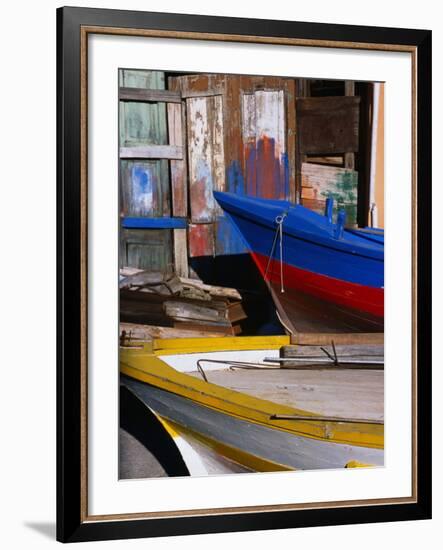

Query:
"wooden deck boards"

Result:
[[190, 368, 384, 421]]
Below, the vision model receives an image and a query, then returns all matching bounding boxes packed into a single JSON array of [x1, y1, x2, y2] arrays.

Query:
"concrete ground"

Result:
[[119, 428, 167, 479]]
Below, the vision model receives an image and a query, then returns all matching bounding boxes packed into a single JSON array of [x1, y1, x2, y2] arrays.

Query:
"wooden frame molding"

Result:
[[57, 7, 431, 543]]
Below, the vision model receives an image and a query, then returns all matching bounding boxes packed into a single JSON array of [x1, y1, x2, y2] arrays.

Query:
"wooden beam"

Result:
[[119, 87, 182, 103], [180, 90, 223, 99], [122, 217, 187, 229], [167, 102, 189, 278], [290, 332, 384, 346], [173, 228, 189, 278], [344, 81, 356, 169], [120, 145, 183, 159]]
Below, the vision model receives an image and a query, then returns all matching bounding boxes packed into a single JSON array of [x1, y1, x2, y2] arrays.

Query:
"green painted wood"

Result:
[[119, 70, 168, 148], [119, 70, 173, 272], [120, 228, 173, 272]]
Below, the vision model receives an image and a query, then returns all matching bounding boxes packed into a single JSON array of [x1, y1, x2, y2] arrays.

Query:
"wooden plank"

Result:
[[187, 97, 215, 222], [118, 71, 174, 276], [344, 81, 356, 170], [301, 162, 358, 224], [188, 223, 214, 258], [242, 90, 287, 199], [167, 102, 189, 277], [120, 145, 183, 159], [173, 228, 189, 278], [296, 96, 360, 154], [285, 79, 297, 203], [281, 344, 383, 358], [120, 322, 226, 340], [290, 332, 384, 345], [301, 186, 317, 200], [119, 87, 181, 103], [211, 95, 226, 196], [179, 278, 242, 301], [180, 90, 223, 99], [119, 229, 173, 271], [204, 368, 383, 422], [186, 96, 225, 223], [119, 71, 168, 149], [164, 301, 227, 322], [173, 321, 235, 336], [307, 156, 344, 166], [120, 160, 170, 217], [167, 103, 188, 216]]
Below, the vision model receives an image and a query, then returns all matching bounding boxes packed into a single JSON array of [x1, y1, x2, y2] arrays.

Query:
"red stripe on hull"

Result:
[[251, 252, 384, 318]]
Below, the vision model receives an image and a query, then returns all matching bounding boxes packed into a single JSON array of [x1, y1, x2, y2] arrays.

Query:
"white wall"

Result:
[[0, 1, 438, 548]]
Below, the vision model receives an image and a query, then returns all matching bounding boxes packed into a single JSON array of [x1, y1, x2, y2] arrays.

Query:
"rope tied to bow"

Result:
[[264, 213, 287, 293]]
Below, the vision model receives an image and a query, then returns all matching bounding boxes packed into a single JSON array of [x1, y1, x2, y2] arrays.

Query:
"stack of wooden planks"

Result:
[[120, 268, 247, 338]]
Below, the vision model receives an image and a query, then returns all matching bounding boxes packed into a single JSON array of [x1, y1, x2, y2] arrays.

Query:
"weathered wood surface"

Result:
[[120, 280, 246, 332], [119, 267, 242, 300], [180, 89, 224, 98], [120, 322, 225, 341], [119, 69, 173, 271], [296, 96, 360, 154], [301, 162, 358, 224], [120, 270, 168, 289], [172, 228, 189, 279], [242, 90, 287, 199], [173, 320, 238, 336], [120, 145, 183, 159], [179, 277, 242, 301], [196, 368, 383, 421], [119, 229, 173, 272], [226, 302, 248, 323], [269, 281, 383, 336], [119, 70, 168, 149], [164, 301, 227, 322], [169, 73, 296, 257], [279, 343, 383, 368], [167, 102, 189, 277], [167, 102, 188, 218], [120, 160, 171, 217], [281, 344, 384, 358], [186, 95, 225, 223], [119, 87, 181, 103], [188, 223, 214, 258], [291, 332, 384, 346], [344, 81, 356, 170]]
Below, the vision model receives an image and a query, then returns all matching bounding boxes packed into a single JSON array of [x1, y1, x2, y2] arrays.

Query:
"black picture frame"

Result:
[[57, 6, 432, 543]]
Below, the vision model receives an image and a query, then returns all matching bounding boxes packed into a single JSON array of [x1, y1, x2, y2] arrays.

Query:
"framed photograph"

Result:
[[57, 6, 432, 543]]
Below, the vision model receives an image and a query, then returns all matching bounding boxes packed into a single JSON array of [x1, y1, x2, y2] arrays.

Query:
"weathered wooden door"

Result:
[[185, 95, 225, 260], [119, 69, 188, 275]]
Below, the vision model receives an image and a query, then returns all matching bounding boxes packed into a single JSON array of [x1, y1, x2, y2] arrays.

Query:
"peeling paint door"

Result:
[[242, 90, 289, 200], [186, 95, 225, 258], [119, 69, 173, 272]]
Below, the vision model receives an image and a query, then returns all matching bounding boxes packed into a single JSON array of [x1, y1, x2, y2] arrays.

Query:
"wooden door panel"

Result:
[[120, 160, 170, 218], [186, 96, 225, 223], [296, 96, 360, 154], [241, 90, 288, 199], [120, 228, 173, 271]]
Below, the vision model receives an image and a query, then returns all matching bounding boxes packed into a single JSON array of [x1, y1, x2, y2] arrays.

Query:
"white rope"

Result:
[[264, 213, 287, 293]]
